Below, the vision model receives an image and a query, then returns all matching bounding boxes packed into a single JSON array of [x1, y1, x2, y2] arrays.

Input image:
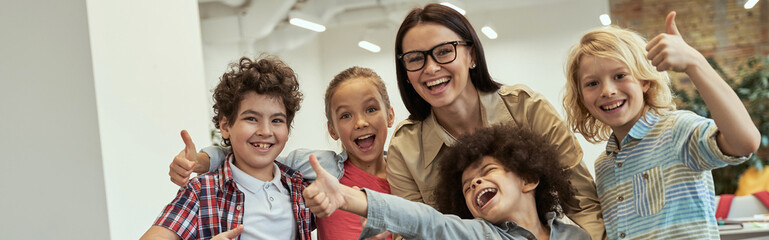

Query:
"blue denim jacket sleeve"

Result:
[[359, 190, 490, 239], [200, 146, 346, 181], [200, 145, 230, 173], [358, 190, 591, 240], [281, 148, 346, 181]]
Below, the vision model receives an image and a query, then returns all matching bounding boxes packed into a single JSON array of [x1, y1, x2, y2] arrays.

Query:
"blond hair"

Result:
[[563, 26, 676, 143]]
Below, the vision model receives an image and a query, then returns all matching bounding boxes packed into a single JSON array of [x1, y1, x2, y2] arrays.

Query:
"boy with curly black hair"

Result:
[[303, 124, 589, 240], [141, 56, 311, 240], [435, 124, 581, 234]]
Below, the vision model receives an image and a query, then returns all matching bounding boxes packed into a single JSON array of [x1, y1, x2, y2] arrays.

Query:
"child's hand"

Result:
[[169, 130, 197, 187], [646, 11, 706, 73], [303, 154, 346, 217], [211, 225, 244, 240]]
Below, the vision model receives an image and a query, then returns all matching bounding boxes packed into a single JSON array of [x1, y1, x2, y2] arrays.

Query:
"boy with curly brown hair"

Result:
[[303, 124, 589, 240], [141, 56, 312, 240]]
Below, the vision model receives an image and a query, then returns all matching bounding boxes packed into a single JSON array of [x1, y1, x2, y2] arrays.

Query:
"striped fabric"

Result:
[[153, 154, 313, 240], [594, 110, 749, 240]]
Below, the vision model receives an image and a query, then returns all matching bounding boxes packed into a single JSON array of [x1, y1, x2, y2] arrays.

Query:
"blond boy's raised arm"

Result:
[[646, 11, 760, 156]]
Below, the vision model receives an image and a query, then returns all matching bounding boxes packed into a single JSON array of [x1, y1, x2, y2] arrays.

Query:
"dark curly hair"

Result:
[[435, 124, 574, 225], [212, 56, 303, 146]]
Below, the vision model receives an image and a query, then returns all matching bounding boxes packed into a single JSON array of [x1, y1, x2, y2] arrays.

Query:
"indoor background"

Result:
[[2, 0, 765, 239]]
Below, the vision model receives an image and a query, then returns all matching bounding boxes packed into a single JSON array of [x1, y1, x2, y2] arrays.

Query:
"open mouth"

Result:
[[354, 134, 376, 150], [250, 142, 273, 150], [600, 100, 625, 111], [425, 77, 450, 90], [475, 188, 498, 208]]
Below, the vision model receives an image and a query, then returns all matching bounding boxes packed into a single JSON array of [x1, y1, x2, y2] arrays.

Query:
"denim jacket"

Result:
[[359, 190, 590, 240], [202, 146, 346, 181]]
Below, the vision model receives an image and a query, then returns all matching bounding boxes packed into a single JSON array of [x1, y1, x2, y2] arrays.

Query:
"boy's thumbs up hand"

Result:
[[170, 130, 197, 187], [666, 11, 680, 36], [646, 11, 705, 73], [303, 154, 345, 217]]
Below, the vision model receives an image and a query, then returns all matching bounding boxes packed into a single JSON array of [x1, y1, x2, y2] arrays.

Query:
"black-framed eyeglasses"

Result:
[[398, 40, 472, 72]]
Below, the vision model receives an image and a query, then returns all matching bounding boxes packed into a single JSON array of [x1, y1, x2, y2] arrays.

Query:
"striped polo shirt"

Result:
[[594, 110, 749, 240]]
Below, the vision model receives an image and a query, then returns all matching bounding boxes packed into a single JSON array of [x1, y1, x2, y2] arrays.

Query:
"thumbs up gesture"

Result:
[[303, 154, 346, 217], [169, 130, 199, 187], [646, 11, 705, 73]]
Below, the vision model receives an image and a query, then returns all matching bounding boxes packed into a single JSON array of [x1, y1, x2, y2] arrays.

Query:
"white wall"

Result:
[[86, 0, 211, 239], [0, 0, 110, 238]]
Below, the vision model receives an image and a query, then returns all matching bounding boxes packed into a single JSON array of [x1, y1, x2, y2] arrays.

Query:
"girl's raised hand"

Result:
[[646, 11, 706, 73]]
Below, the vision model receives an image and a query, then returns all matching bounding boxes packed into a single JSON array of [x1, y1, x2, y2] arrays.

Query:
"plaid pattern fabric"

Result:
[[153, 154, 313, 240]]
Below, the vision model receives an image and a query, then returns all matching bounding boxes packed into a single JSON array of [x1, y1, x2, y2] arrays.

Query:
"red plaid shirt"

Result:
[[153, 154, 313, 239]]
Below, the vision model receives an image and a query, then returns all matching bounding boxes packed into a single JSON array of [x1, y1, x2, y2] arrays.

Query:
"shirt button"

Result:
[[264, 184, 269, 189], [643, 173, 649, 179], [617, 162, 623, 167], [236, 205, 242, 210], [269, 197, 274, 201], [618, 196, 624, 202], [620, 232, 626, 238]]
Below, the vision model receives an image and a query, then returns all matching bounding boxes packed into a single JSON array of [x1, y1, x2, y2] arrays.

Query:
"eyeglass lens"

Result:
[[402, 42, 458, 71]]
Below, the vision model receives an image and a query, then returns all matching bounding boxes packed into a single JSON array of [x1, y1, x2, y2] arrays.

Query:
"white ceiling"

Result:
[[197, 0, 574, 52]]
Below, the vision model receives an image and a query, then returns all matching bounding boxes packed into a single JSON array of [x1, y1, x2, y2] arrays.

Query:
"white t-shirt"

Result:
[[229, 160, 297, 240]]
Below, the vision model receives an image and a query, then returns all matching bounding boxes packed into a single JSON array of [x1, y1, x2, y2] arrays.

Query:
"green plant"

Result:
[[210, 128, 223, 147], [674, 56, 769, 195]]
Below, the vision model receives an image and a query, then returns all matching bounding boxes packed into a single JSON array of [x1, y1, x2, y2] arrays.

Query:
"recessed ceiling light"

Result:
[[745, 0, 759, 9], [358, 40, 381, 53], [289, 17, 326, 32], [599, 14, 611, 26], [481, 26, 498, 39]]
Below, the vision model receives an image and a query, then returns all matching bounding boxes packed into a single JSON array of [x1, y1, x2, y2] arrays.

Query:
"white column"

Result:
[[85, 0, 211, 239], [0, 0, 110, 238]]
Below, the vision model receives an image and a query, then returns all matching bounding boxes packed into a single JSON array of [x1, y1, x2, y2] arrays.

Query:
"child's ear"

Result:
[[641, 80, 651, 93], [522, 179, 540, 193], [327, 122, 339, 140], [219, 117, 231, 139], [387, 107, 395, 128]]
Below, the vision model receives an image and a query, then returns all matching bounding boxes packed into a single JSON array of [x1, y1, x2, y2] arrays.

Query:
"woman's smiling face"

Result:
[[401, 23, 476, 109]]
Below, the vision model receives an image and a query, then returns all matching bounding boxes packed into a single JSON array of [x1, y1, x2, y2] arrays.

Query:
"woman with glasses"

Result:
[[386, 3, 606, 240]]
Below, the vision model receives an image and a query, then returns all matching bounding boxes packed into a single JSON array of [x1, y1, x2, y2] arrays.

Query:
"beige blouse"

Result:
[[386, 84, 606, 240]]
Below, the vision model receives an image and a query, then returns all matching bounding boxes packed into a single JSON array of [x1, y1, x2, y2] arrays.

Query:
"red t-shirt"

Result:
[[316, 160, 392, 240]]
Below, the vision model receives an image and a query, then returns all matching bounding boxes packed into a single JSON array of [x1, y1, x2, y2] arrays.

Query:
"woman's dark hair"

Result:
[[212, 56, 303, 146], [394, 3, 501, 121], [435, 124, 574, 225]]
